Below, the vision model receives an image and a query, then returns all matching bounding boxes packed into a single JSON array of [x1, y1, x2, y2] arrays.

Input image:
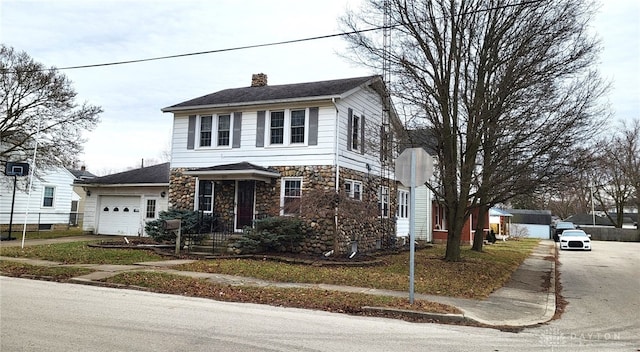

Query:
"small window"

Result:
[[146, 199, 157, 219], [103, 207, 109, 211], [199, 115, 213, 147], [344, 180, 362, 201], [113, 207, 119, 212], [281, 178, 302, 215], [42, 186, 55, 207], [270, 111, 285, 145], [123, 207, 130, 212]]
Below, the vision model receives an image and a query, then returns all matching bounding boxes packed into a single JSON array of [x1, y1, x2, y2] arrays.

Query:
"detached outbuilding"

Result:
[[75, 163, 169, 236]]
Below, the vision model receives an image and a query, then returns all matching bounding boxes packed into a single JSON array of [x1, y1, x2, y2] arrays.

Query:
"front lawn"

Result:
[[0, 241, 165, 264], [104, 271, 461, 316], [175, 239, 540, 299]]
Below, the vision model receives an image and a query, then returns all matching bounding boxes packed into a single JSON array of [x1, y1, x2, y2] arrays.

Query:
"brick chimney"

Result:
[[251, 73, 268, 87]]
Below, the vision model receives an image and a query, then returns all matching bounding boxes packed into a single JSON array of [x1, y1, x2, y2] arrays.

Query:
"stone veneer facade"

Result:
[[169, 165, 397, 255]]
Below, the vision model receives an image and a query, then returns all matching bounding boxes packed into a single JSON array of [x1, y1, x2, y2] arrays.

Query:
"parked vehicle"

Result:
[[553, 221, 575, 242], [559, 229, 592, 251]]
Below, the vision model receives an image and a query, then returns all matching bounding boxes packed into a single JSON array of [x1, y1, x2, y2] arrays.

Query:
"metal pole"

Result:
[[6, 175, 17, 240], [409, 149, 416, 304], [591, 183, 595, 227]]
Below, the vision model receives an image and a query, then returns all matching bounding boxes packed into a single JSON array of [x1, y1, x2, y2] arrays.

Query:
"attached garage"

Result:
[[97, 196, 142, 235], [76, 163, 170, 236]]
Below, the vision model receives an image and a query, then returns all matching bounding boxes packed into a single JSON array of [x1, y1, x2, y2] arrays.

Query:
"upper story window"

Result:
[[290, 110, 306, 144], [217, 115, 231, 146], [198, 114, 233, 148], [344, 179, 362, 200], [270, 111, 285, 145], [351, 114, 360, 151], [347, 108, 365, 154], [200, 115, 213, 147], [267, 109, 308, 146], [42, 186, 55, 207]]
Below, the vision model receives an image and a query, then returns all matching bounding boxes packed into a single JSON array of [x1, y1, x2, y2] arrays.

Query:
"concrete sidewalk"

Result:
[[1, 236, 556, 328]]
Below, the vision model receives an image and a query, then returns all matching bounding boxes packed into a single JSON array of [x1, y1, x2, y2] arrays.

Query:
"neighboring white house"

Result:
[[162, 74, 406, 254], [1, 167, 76, 231], [396, 184, 433, 241], [76, 163, 170, 236]]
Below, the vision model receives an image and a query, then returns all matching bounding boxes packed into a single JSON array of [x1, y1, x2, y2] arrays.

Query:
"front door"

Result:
[[236, 180, 255, 230]]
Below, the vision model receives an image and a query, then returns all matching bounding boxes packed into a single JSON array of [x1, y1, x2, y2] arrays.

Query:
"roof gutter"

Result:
[[161, 95, 343, 113], [79, 183, 169, 188]]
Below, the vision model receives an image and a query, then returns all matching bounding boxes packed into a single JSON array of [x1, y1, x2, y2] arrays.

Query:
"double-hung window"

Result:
[[378, 186, 389, 218], [217, 114, 231, 146], [198, 114, 232, 148], [344, 180, 362, 200], [397, 190, 409, 218], [267, 109, 307, 146], [199, 115, 213, 147], [42, 186, 55, 207], [270, 111, 285, 145], [281, 177, 302, 215], [198, 180, 214, 212], [290, 110, 305, 144]]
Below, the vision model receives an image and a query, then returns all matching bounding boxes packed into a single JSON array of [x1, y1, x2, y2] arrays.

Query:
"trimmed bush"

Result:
[[234, 216, 304, 253]]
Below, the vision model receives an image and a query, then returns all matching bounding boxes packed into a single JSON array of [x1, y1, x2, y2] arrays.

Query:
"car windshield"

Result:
[[561, 231, 586, 237]]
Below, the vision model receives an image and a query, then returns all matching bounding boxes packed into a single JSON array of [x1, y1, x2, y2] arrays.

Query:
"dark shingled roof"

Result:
[[162, 75, 380, 111], [68, 168, 96, 180], [75, 162, 170, 185]]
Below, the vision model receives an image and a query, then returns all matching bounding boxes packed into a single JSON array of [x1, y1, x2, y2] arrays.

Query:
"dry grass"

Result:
[[104, 271, 461, 315], [175, 239, 540, 299]]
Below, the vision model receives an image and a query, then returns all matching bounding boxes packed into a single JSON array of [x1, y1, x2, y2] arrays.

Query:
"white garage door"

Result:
[[97, 196, 142, 235]]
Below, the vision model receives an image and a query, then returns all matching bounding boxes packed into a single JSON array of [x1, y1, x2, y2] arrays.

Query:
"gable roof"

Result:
[[162, 75, 380, 112], [75, 163, 170, 186]]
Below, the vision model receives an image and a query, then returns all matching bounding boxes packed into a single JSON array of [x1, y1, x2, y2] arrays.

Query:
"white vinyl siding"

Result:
[[171, 105, 338, 169], [0, 167, 75, 226]]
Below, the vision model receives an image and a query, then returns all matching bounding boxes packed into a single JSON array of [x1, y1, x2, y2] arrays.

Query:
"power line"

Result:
[[2, 0, 545, 73]]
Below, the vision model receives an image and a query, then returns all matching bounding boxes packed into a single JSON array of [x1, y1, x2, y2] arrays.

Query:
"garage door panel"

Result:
[[98, 196, 142, 235]]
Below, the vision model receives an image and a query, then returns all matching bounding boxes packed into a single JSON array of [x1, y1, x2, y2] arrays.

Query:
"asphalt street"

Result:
[[1, 241, 638, 351]]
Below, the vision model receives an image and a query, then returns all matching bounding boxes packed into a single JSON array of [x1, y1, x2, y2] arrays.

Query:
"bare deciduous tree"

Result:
[[592, 118, 640, 227], [0, 45, 101, 172], [341, 0, 607, 260]]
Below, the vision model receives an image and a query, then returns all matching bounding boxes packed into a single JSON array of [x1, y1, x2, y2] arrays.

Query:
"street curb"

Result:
[[362, 306, 468, 324]]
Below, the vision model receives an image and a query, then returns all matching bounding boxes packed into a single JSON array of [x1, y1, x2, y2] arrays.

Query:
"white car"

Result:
[[559, 229, 592, 251]]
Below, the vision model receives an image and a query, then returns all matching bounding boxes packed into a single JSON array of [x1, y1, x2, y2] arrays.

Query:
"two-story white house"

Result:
[[162, 74, 403, 255]]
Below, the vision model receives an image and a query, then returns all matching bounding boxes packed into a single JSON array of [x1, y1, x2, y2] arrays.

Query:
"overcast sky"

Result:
[[2, 0, 638, 175]]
